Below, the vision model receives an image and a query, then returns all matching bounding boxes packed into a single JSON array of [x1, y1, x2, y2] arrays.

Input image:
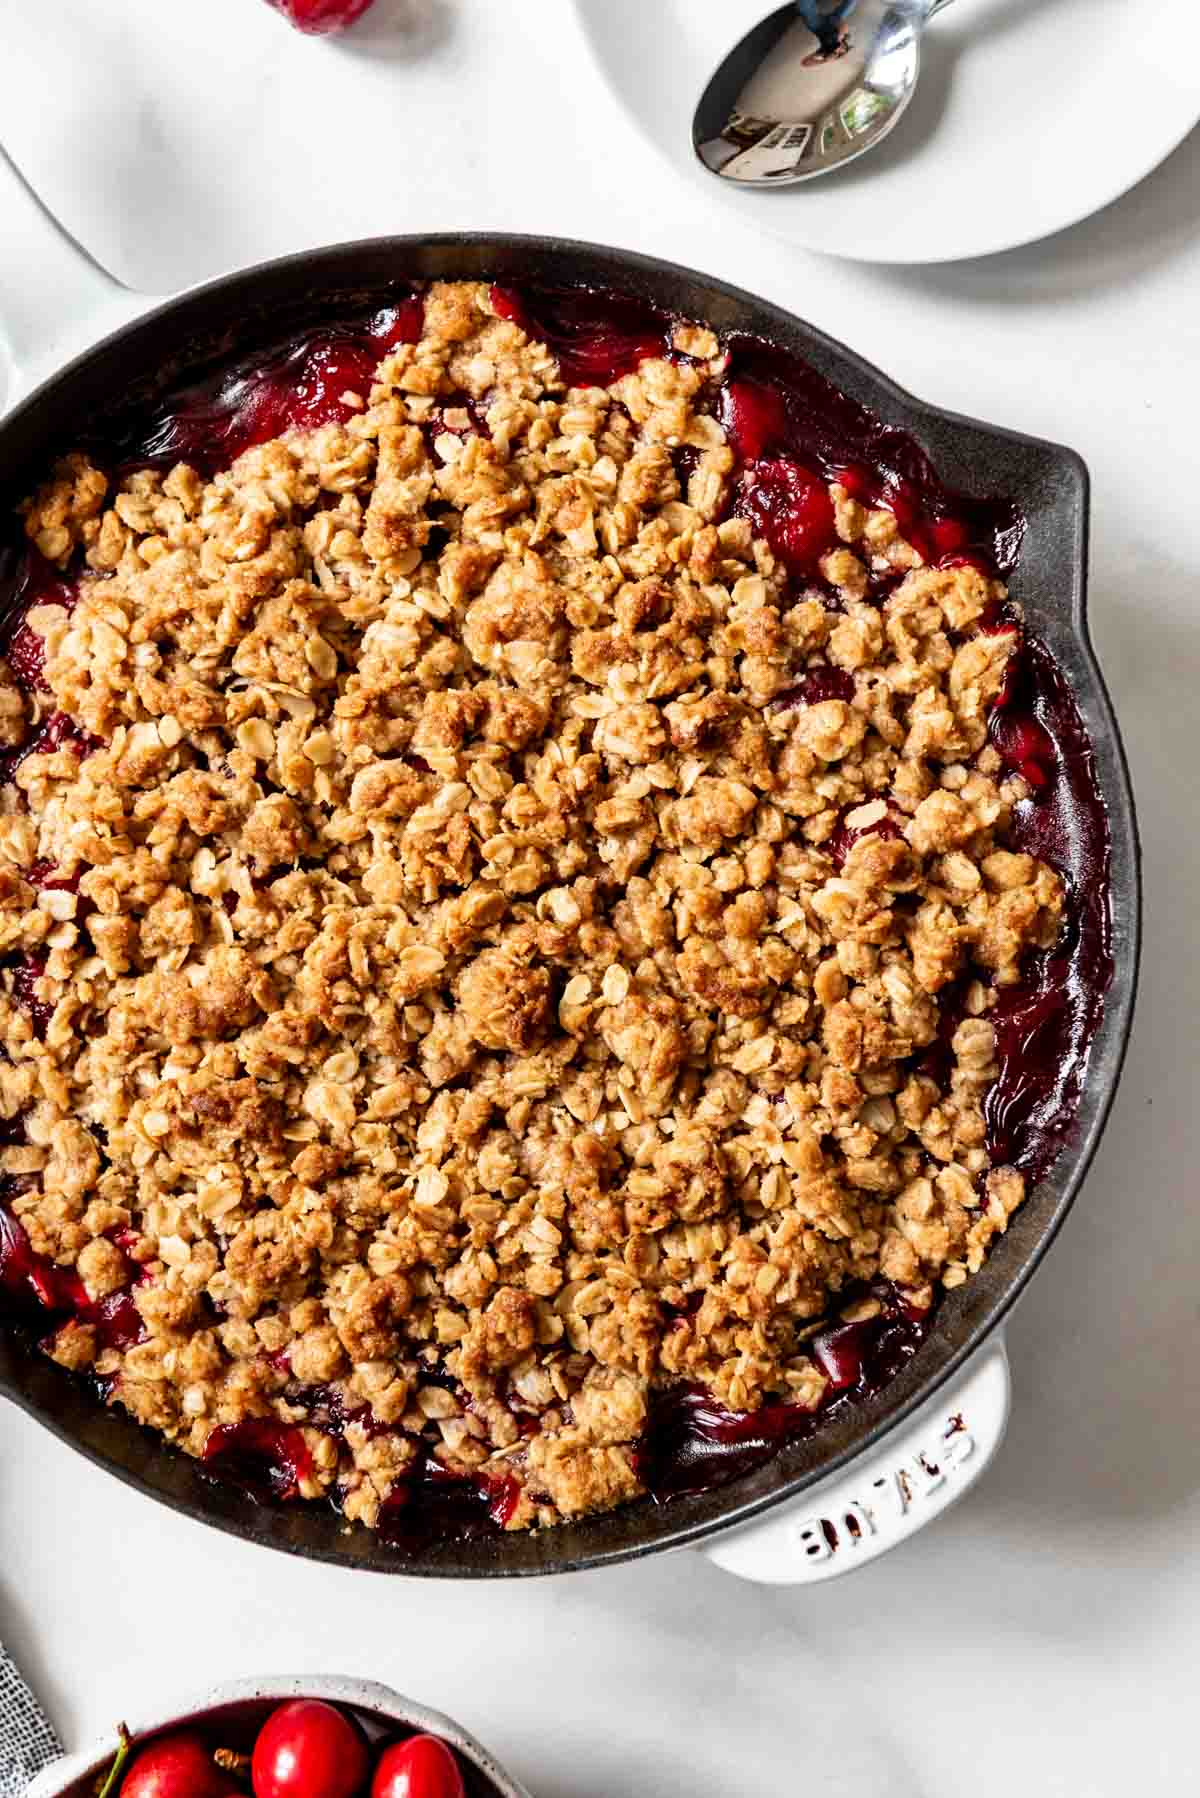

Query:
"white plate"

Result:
[[573, 0, 1200, 263]]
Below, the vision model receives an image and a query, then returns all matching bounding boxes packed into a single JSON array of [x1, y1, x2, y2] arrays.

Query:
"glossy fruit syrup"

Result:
[[983, 627, 1111, 1177], [0, 280, 1112, 1534], [641, 1279, 930, 1500], [0, 1206, 145, 1357], [122, 297, 424, 476], [201, 1419, 316, 1503]]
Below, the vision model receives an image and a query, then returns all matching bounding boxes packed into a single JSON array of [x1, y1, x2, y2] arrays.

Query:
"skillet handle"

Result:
[[700, 1334, 1010, 1584], [0, 146, 142, 410]]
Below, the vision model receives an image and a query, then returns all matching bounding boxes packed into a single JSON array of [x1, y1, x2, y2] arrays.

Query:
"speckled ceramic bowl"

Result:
[[24, 1676, 533, 1798]]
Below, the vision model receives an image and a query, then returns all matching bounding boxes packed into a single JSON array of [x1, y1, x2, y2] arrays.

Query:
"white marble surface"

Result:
[[2, 3, 1199, 1793]]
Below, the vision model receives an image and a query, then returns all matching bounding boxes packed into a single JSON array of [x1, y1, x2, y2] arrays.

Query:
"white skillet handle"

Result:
[[702, 1334, 1010, 1584], [0, 145, 144, 410]]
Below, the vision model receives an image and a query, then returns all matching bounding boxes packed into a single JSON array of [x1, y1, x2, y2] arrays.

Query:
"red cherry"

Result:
[[832, 461, 872, 502], [121, 1733, 238, 1798], [488, 285, 528, 329], [252, 1701, 369, 1798], [202, 1418, 315, 1502], [926, 516, 970, 557], [811, 1321, 869, 1391], [735, 456, 837, 576], [371, 1737, 465, 1798], [717, 378, 788, 462], [990, 712, 1055, 791], [264, 0, 376, 33]]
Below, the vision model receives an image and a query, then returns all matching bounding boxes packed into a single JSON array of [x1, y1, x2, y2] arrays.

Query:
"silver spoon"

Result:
[[693, 0, 955, 186]]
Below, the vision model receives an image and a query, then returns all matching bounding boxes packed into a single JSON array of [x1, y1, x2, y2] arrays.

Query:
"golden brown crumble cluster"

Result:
[[3, 282, 1063, 1530]]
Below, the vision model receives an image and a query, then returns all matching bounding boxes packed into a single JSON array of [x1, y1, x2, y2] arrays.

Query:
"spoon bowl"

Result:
[[693, 0, 953, 186]]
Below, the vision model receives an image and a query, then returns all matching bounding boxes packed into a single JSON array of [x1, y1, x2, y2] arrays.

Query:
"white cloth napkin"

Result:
[[0, 1643, 61, 1798]]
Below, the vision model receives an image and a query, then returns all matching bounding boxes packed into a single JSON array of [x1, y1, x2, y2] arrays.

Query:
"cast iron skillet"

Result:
[[0, 234, 1141, 1577]]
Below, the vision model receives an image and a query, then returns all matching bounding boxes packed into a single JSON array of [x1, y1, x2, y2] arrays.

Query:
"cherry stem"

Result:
[[96, 1725, 132, 1798]]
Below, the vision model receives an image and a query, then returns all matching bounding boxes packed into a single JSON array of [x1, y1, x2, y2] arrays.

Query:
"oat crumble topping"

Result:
[[1, 281, 1066, 1531]]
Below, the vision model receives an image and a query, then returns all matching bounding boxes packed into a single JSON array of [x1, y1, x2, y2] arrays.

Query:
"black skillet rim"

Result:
[[0, 233, 1142, 1577]]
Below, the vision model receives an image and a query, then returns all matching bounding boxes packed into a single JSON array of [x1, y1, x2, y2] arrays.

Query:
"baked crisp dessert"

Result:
[[0, 280, 1108, 1536]]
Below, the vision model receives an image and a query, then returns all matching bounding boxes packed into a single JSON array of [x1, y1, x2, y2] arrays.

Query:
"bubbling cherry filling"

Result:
[[374, 1452, 524, 1552], [123, 298, 424, 476], [490, 285, 670, 389], [2, 556, 76, 690], [0, 556, 95, 1038], [733, 456, 837, 577], [0, 1203, 84, 1312], [984, 631, 1110, 1175], [0, 1204, 145, 1356], [641, 1279, 929, 1499], [0, 279, 1112, 1540], [825, 803, 906, 873], [777, 663, 855, 709], [202, 1418, 316, 1503]]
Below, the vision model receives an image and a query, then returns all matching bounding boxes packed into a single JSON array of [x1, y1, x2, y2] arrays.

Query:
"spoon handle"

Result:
[[926, 0, 957, 13]]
